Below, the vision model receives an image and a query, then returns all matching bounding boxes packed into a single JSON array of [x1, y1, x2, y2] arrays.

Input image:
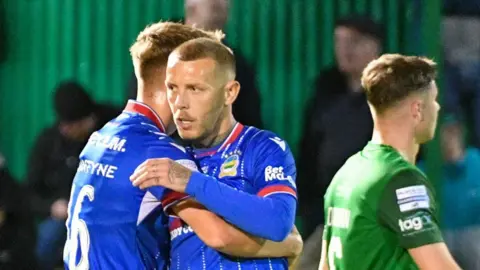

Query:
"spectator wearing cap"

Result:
[[296, 15, 383, 269], [26, 80, 120, 270]]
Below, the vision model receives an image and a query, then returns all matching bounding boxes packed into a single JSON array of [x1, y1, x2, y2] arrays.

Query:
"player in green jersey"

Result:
[[319, 54, 460, 270]]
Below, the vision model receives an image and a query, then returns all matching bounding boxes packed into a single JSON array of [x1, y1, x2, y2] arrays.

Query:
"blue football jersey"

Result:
[[63, 100, 197, 270], [163, 123, 297, 270]]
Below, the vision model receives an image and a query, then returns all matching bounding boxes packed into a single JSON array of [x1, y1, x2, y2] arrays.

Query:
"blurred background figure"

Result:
[[127, 0, 263, 128], [437, 117, 480, 270], [185, 0, 263, 128], [443, 2, 480, 147], [0, 152, 37, 270], [297, 15, 382, 240], [26, 81, 120, 270]]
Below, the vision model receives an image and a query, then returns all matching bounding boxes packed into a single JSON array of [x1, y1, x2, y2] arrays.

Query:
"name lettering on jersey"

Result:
[[264, 166, 295, 188], [77, 160, 118, 179], [219, 151, 241, 178], [326, 207, 351, 229], [88, 132, 127, 152], [269, 137, 286, 151], [395, 185, 430, 212]]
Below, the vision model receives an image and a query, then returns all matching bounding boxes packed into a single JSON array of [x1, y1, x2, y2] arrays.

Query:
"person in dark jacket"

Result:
[[126, 1, 263, 128], [297, 16, 383, 239], [26, 81, 120, 270], [184, 0, 263, 128], [0, 153, 37, 270]]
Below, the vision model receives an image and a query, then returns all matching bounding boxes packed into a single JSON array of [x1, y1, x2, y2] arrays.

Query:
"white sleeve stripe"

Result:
[[262, 191, 297, 198]]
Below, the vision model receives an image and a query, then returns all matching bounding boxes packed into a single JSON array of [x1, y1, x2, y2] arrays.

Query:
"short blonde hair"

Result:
[[361, 53, 437, 113], [170, 37, 236, 79], [130, 22, 224, 81]]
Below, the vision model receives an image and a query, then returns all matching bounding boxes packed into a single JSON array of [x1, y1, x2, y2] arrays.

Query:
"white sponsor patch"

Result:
[[176, 159, 198, 171], [399, 200, 430, 212], [396, 185, 427, 200]]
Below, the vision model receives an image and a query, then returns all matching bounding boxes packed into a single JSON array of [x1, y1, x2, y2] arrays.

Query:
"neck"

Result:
[[194, 112, 237, 149], [136, 84, 171, 128], [371, 116, 419, 164]]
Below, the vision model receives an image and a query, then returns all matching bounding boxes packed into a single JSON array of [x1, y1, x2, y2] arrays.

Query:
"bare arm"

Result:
[[173, 199, 302, 258], [409, 243, 461, 270], [318, 240, 329, 270]]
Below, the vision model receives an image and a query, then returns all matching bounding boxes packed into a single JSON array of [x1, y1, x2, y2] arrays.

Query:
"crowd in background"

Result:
[[1, 0, 480, 269]]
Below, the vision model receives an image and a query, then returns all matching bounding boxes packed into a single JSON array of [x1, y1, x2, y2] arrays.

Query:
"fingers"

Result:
[[138, 178, 162, 190], [130, 158, 172, 188]]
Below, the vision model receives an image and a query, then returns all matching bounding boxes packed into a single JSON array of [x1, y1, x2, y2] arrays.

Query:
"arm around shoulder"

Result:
[[172, 198, 302, 258]]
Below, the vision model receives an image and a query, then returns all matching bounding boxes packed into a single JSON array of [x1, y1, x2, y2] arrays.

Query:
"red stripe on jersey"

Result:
[[124, 100, 166, 132], [161, 191, 188, 206], [257, 185, 297, 198], [161, 191, 189, 215], [218, 123, 244, 152]]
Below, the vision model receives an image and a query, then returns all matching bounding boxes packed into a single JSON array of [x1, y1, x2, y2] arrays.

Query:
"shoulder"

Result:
[[383, 167, 434, 202], [244, 127, 291, 154], [145, 136, 194, 164]]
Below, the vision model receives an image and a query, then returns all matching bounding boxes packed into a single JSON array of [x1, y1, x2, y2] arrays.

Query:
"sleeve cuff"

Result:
[[185, 171, 210, 197], [161, 191, 190, 216], [400, 234, 444, 249]]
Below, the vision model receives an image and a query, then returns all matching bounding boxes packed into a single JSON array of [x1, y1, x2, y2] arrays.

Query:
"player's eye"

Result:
[[188, 86, 199, 92]]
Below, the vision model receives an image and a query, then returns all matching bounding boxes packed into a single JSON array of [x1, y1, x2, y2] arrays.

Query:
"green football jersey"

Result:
[[323, 142, 443, 270]]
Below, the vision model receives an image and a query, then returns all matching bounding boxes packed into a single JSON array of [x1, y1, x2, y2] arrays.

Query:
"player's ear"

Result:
[[224, 80, 240, 106], [411, 99, 424, 123]]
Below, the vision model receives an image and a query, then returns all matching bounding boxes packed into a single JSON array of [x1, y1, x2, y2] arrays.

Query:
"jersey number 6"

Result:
[[327, 236, 343, 270], [65, 185, 95, 270]]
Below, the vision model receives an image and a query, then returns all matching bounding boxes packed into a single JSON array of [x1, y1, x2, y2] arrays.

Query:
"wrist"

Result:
[[185, 171, 208, 196]]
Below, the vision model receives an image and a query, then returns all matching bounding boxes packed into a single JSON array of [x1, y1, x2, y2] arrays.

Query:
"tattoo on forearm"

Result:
[[168, 162, 192, 186]]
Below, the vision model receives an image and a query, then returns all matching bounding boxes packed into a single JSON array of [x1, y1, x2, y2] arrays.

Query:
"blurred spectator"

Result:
[[297, 16, 383, 241], [0, 152, 37, 270], [127, 0, 263, 128], [26, 81, 120, 270], [443, 16, 480, 147], [437, 118, 480, 269], [184, 0, 263, 128], [444, 0, 480, 16]]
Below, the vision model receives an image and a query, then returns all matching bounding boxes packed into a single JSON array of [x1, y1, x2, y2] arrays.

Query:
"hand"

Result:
[[287, 226, 303, 269], [51, 199, 68, 220], [130, 158, 193, 192]]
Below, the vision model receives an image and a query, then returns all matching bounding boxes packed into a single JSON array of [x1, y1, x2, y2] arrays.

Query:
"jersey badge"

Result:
[[219, 152, 240, 178]]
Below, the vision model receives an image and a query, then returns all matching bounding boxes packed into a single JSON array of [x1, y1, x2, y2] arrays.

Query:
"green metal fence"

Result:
[[0, 0, 441, 180]]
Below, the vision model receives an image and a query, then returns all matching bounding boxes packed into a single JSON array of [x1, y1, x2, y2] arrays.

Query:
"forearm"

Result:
[[186, 172, 296, 241], [174, 201, 266, 257], [250, 231, 302, 258]]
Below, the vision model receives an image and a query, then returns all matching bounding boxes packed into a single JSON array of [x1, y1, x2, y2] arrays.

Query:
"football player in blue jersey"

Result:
[[64, 22, 301, 270], [131, 38, 300, 269]]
